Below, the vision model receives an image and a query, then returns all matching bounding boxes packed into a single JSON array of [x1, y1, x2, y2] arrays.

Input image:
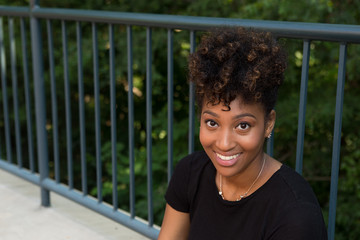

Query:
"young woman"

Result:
[[158, 27, 327, 240]]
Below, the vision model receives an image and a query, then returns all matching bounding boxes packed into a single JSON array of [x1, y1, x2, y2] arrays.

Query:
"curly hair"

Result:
[[188, 27, 287, 116]]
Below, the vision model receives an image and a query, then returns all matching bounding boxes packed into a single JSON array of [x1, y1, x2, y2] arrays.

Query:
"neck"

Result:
[[218, 153, 267, 201]]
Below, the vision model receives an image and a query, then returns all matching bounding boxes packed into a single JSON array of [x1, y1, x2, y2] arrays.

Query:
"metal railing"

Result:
[[1, 1, 360, 239]]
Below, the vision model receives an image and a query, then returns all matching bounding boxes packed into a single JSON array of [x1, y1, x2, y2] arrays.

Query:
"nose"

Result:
[[216, 128, 236, 152]]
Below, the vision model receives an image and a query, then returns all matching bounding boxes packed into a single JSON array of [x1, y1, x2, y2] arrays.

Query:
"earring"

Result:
[[267, 132, 272, 139]]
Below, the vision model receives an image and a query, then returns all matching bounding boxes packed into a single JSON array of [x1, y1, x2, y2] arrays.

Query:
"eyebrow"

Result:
[[202, 110, 256, 120], [202, 110, 219, 118], [233, 113, 257, 120]]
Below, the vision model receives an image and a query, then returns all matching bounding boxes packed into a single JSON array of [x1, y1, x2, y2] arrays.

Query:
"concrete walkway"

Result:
[[0, 169, 150, 240]]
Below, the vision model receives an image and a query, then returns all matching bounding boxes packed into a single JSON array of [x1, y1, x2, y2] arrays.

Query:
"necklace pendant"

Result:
[[219, 191, 224, 200]]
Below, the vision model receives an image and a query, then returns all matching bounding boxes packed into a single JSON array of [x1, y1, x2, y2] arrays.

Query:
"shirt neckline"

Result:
[[209, 161, 285, 205]]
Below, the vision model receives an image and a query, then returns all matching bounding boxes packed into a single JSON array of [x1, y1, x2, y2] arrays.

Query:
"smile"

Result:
[[216, 153, 240, 161]]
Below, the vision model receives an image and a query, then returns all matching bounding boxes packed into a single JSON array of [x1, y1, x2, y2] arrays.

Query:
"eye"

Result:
[[237, 122, 250, 130], [205, 120, 218, 128]]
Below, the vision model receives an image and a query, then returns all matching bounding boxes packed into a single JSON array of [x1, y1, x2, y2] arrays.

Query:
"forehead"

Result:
[[201, 96, 265, 116]]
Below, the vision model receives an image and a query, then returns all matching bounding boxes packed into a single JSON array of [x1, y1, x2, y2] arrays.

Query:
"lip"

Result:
[[215, 152, 241, 167]]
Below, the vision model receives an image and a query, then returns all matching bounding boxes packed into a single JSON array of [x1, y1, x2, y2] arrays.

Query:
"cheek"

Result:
[[199, 127, 211, 147], [239, 130, 265, 150]]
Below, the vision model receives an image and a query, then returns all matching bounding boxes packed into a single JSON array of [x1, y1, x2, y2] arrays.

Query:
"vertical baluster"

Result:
[[188, 30, 196, 154], [92, 22, 102, 203], [109, 23, 118, 210], [167, 28, 174, 181], [62, 20, 73, 189], [0, 17, 2, 159], [127, 25, 135, 218], [30, 0, 50, 206], [328, 43, 347, 240], [21, 18, 35, 173], [295, 40, 311, 175], [76, 21, 87, 195], [0, 17, 12, 164], [9, 18, 22, 168], [47, 20, 60, 182], [146, 27, 153, 226]]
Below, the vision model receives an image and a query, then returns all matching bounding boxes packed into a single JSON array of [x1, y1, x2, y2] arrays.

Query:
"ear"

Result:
[[265, 110, 276, 138]]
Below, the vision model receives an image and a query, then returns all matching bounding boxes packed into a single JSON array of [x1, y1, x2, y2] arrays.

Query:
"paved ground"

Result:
[[0, 169, 151, 240]]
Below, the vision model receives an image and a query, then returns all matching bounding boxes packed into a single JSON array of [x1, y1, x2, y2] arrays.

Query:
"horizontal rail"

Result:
[[0, 6, 360, 43], [0, 159, 40, 185], [0, 6, 29, 17]]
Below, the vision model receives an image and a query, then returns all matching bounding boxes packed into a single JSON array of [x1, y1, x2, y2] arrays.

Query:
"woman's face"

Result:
[[199, 97, 275, 178]]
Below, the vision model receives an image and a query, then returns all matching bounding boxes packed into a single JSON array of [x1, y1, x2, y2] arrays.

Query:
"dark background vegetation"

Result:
[[0, 0, 359, 239]]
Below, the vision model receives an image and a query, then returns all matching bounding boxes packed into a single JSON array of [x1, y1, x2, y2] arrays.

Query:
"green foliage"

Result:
[[0, 1, 359, 239]]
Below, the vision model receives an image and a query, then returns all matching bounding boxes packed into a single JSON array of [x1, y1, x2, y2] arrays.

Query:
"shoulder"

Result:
[[172, 151, 211, 187], [174, 150, 210, 174], [269, 200, 327, 239], [165, 151, 211, 213], [266, 165, 327, 239], [275, 165, 319, 204]]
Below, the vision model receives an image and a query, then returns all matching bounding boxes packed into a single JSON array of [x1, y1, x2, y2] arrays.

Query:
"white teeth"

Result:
[[216, 153, 240, 161]]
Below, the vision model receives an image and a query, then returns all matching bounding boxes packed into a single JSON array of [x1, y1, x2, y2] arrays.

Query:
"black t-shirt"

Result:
[[165, 151, 327, 240]]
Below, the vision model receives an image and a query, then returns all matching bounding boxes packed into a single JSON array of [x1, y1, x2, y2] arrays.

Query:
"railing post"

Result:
[[188, 31, 196, 154], [167, 28, 174, 182], [30, 0, 50, 206], [295, 40, 311, 175], [146, 27, 153, 227], [127, 25, 135, 218], [328, 43, 347, 240], [0, 17, 12, 164]]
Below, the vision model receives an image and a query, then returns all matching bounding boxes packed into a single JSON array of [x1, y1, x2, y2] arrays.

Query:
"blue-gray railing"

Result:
[[0, 2, 360, 239]]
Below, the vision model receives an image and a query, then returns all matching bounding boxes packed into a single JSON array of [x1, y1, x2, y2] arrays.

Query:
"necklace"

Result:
[[218, 155, 266, 201]]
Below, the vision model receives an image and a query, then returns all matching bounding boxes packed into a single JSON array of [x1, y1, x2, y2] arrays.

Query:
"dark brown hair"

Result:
[[188, 27, 287, 115]]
